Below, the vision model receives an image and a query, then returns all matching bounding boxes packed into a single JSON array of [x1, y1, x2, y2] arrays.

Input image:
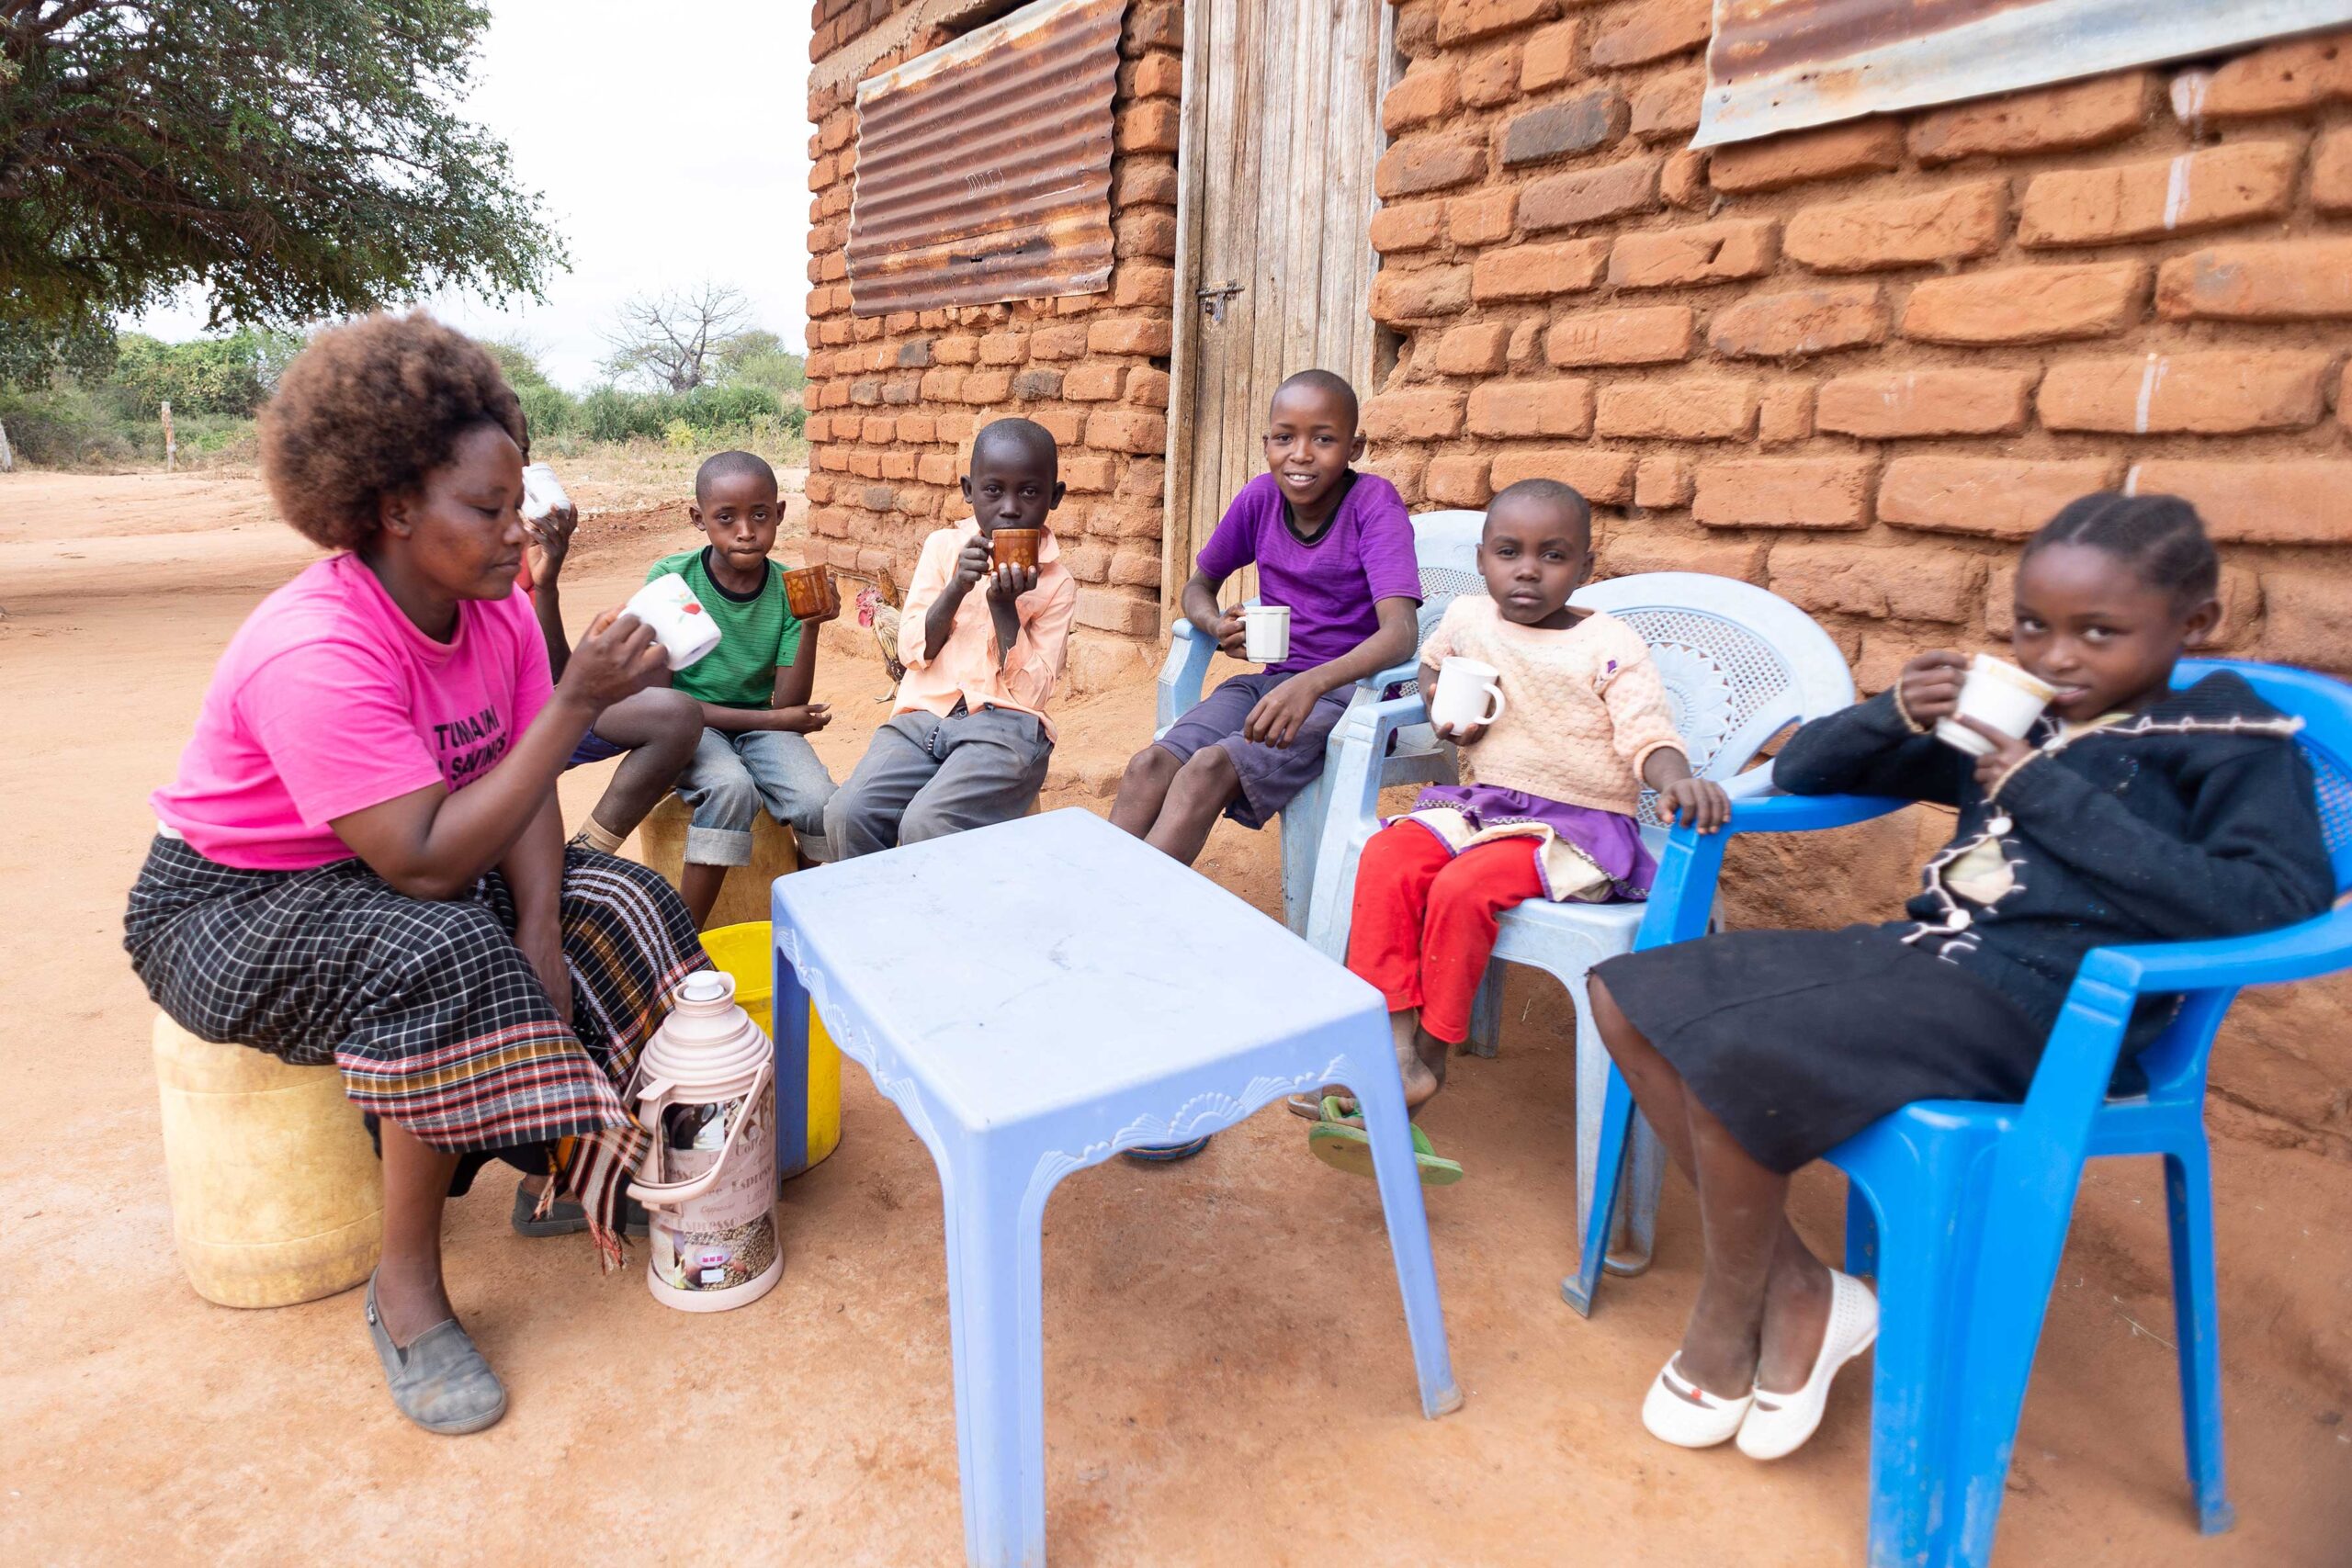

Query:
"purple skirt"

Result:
[[1404, 784, 1656, 902]]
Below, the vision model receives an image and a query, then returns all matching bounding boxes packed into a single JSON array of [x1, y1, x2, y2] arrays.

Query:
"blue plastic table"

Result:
[[770, 808, 1461, 1566]]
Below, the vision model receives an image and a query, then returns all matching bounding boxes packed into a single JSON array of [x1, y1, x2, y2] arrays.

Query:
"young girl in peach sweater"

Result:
[[1332, 479, 1729, 1130]]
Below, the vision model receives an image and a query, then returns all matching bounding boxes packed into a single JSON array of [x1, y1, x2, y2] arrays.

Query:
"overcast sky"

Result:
[[130, 1, 815, 389]]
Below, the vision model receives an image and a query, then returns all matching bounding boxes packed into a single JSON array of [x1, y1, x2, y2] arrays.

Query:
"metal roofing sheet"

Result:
[[1700, 0, 2352, 147], [848, 0, 1124, 316]]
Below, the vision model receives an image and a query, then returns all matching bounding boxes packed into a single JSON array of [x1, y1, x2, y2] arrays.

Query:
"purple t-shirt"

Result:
[[1195, 471, 1421, 674]]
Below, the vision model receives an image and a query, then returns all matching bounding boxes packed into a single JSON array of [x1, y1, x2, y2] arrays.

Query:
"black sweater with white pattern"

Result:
[[1772, 671, 2335, 1047]]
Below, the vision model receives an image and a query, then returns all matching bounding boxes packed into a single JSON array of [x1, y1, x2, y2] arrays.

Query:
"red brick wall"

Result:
[[802, 0, 1184, 689], [1363, 10, 2352, 689], [1364, 8, 2352, 1150]]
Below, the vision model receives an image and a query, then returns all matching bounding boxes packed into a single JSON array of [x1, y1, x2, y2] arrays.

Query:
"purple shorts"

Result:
[[1155, 671, 1351, 830], [567, 732, 625, 770]]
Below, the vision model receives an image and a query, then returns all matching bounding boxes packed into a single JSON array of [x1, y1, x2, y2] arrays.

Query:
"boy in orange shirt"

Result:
[[822, 419, 1078, 858]]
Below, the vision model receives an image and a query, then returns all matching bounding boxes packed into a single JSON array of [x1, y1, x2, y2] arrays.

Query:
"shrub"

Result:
[[515, 381, 577, 442], [111, 328, 299, 417]]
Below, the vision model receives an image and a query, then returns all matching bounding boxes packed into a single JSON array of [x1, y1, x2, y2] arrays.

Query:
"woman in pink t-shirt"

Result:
[[127, 314, 701, 1437]]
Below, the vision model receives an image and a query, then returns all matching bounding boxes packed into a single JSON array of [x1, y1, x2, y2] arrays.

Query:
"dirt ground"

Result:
[[2, 468, 2346, 1565]]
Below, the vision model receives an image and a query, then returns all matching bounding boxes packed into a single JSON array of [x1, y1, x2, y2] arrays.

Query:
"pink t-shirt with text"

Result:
[[153, 553, 554, 871]]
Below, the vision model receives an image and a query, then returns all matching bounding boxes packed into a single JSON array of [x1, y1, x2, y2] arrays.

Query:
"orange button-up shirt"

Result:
[[894, 520, 1079, 739]]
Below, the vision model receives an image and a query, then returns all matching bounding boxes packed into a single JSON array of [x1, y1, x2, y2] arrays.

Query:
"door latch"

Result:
[[1197, 282, 1242, 323]]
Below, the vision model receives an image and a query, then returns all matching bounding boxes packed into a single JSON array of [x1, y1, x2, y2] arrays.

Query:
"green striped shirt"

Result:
[[645, 547, 804, 708]]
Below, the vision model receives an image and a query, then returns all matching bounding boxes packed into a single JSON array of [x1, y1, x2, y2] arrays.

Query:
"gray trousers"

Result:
[[676, 727, 839, 866], [822, 706, 1053, 860]]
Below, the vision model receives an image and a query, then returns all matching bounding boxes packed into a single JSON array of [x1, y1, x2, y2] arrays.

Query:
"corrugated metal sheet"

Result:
[[849, 0, 1124, 316], [1700, 0, 2352, 147]]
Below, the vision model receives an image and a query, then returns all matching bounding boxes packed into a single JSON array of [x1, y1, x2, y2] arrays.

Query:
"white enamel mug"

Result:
[[1935, 653, 2058, 756], [1242, 604, 1292, 663], [1430, 656, 1508, 731], [622, 573, 724, 671]]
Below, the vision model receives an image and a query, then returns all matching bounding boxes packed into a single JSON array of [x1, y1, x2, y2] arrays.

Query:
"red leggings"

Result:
[[1343, 822, 1546, 1044]]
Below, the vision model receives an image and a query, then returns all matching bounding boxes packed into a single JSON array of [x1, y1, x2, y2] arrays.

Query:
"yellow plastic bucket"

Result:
[[701, 921, 841, 1177]]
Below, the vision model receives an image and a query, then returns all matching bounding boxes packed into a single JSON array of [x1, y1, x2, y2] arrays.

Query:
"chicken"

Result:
[[831, 564, 906, 696]]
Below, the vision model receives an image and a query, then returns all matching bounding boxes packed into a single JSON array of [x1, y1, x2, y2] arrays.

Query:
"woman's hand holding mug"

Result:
[[560, 608, 669, 714]]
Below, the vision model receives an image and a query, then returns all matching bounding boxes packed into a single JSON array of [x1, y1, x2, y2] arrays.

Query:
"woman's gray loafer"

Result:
[[364, 1273, 507, 1435]]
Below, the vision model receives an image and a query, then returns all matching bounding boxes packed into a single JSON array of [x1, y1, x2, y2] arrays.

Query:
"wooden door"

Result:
[[1164, 0, 1397, 616]]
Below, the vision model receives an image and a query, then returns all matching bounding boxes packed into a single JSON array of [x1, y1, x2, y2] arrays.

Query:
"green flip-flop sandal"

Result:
[[1306, 1095, 1464, 1186]]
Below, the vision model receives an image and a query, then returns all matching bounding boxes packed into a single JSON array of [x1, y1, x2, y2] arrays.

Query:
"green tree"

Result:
[[110, 326, 300, 416], [716, 328, 806, 396], [0, 1, 564, 382]]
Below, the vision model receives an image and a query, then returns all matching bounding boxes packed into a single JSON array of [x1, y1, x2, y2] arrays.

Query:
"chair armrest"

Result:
[[1156, 618, 1216, 736], [1340, 690, 1432, 759], [1303, 688, 1439, 955], [1720, 764, 1783, 802], [1724, 791, 1908, 834], [2075, 903, 2352, 996], [1372, 658, 1422, 693], [1633, 793, 1909, 951]]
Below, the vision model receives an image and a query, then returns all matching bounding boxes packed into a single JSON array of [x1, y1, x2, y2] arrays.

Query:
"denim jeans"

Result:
[[822, 705, 1053, 860], [675, 727, 839, 866]]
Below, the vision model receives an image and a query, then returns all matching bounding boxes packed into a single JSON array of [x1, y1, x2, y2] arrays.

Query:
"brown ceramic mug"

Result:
[[989, 527, 1043, 571], [782, 564, 839, 621]]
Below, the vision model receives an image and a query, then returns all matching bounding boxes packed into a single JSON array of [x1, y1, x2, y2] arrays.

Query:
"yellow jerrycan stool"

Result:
[[152, 1014, 384, 1309]]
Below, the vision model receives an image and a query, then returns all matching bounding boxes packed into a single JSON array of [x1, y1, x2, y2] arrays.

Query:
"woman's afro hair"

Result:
[[258, 311, 526, 550]]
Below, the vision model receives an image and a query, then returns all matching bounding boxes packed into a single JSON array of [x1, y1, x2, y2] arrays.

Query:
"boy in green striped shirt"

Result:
[[653, 450, 841, 926]]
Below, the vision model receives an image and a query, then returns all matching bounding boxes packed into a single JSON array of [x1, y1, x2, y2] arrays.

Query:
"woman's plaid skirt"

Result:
[[125, 834, 708, 1260]]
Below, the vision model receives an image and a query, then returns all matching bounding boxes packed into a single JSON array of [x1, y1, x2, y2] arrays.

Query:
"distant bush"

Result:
[[0, 327, 289, 466], [717, 330, 806, 396], [570, 382, 800, 445], [2, 327, 806, 470], [514, 381, 576, 442], [111, 329, 300, 417]]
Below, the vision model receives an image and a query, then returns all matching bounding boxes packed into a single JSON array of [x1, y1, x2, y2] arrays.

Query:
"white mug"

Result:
[[1430, 656, 1508, 732], [1935, 653, 2058, 756], [520, 462, 571, 523], [1243, 604, 1292, 664], [622, 574, 724, 671]]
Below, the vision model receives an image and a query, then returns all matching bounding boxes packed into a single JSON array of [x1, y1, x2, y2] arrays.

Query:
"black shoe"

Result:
[[510, 1180, 649, 1237]]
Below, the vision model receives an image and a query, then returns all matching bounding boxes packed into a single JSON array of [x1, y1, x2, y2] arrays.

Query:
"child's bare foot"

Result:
[[1392, 1009, 1444, 1111], [1410, 1024, 1450, 1110], [1287, 1009, 1445, 1120]]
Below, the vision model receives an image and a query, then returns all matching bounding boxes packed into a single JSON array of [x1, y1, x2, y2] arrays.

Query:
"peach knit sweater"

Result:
[[1420, 597, 1686, 816]]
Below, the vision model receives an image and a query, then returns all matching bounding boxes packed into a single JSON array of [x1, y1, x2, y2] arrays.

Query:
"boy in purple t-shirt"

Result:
[[1113, 369, 1420, 866]]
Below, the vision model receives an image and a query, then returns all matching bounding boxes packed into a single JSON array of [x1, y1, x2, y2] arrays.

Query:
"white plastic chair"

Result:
[[1154, 509, 1490, 935], [1304, 570, 1856, 1270]]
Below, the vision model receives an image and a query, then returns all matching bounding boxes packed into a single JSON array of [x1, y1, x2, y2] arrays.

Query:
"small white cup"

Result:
[[1430, 656, 1509, 732], [1935, 654, 2059, 756], [520, 462, 570, 523], [623, 574, 723, 671], [1243, 604, 1291, 663]]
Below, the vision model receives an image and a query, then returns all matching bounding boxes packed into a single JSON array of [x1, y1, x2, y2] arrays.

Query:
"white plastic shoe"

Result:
[[1641, 1354, 1755, 1449], [1737, 1269, 1880, 1461]]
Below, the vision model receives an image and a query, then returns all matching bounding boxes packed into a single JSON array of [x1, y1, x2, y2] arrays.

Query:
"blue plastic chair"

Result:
[[1569, 659, 2352, 1568], [1155, 510, 1488, 934], [1303, 570, 1855, 1269]]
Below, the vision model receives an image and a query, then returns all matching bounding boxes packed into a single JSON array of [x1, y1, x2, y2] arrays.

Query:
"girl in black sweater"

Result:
[[1589, 494, 2333, 1460]]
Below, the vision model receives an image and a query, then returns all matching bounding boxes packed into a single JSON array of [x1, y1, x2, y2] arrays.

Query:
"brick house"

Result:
[[802, 0, 1185, 694], [1359, 6, 2352, 695], [803, 7, 2350, 1141]]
